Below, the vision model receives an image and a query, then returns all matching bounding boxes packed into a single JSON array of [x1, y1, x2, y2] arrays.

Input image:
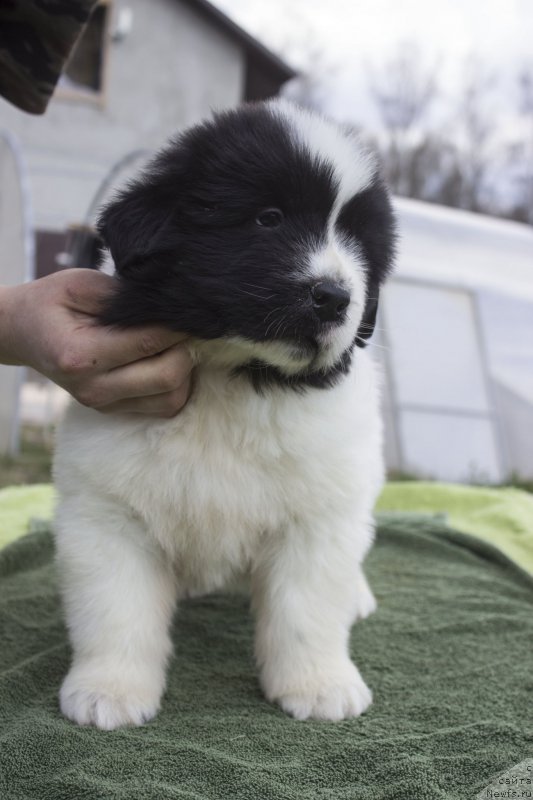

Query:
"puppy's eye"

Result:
[[255, 208, 283, 228]]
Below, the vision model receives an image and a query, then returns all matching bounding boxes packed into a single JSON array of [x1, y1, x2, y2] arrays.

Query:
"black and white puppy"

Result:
[[54, 99, 396, 729]]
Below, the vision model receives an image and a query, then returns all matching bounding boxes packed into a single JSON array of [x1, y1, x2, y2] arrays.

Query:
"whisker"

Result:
[[238, 289, 277, 301], [357, 337, 390, 351], [265, 314, 285, 338], [242, 283, 275, 292], [358, 323, 386, 333], [272, 316, 288, 340], [263, 305, 285, 323], [264, 304, 293, 337]]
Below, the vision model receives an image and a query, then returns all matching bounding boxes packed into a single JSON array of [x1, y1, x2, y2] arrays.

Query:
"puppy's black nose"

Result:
[[311, 281, 350, 323]]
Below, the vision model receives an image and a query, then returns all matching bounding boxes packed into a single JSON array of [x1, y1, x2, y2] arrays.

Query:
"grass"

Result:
[[0, 425, 53, 489], [388, 469, 533, 494], [498, 475, 533, 494]]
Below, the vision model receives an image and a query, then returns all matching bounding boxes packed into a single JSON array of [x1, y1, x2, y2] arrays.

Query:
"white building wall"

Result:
[[0, 0, 245, 231], [0, 132, 33, 453]]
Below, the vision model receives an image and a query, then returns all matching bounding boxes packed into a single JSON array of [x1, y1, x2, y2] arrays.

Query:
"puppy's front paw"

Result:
[[354, 578, 377, 621], [60, 663, 163, 730], [264, 660, 372, 722]]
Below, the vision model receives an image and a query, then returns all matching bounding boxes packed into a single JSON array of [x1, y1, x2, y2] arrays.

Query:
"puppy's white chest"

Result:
[[57, 370, 298, 589], [55, 356, 381, 594], [138, 400, 288, 583]]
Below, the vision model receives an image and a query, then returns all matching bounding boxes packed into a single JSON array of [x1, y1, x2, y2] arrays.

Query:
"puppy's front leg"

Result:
[[252, 516, 373, 722], [55, 495, 178, 730]]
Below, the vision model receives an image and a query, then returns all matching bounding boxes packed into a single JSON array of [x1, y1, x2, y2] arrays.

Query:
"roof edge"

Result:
[[178, 0, 297, 81]]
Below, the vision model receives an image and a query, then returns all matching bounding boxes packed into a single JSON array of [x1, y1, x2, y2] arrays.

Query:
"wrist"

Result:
[[0, 283, 29, 366]]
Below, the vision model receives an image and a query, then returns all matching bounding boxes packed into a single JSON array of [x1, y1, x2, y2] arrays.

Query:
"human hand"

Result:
[[0, 269, 193, 417]]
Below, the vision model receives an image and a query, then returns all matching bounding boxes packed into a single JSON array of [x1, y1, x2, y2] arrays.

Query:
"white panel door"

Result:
[[381, 280, 503, 482]]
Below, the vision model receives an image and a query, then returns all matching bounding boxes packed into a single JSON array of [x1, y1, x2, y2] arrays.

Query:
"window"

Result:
[[58, 0, 111, 104]]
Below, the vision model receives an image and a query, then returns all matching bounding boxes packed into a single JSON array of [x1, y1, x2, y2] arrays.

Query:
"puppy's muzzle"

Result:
[[311, 281, 350, 323]]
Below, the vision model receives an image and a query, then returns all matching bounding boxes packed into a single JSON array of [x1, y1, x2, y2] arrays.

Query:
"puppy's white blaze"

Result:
[[270, 98, 376, 208], [303, 238, 367, 370], [304, 237, 367, 291]]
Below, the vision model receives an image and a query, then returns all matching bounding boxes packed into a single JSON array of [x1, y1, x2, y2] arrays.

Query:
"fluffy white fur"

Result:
[[53, 103, 386, 730], [55, 346, 383, 729]]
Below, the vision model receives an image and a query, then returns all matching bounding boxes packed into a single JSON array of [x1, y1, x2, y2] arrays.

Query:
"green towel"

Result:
[[1, 516, 532, 800], [378, 482, 533, 575]]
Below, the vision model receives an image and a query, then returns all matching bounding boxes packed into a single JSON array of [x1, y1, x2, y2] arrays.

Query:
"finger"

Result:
[[79, 324, 191, 371], [97, 385, 191, 418], [62, 269, 119, 315], [60, 269, 189, 369], [87, 345, 193, 406]]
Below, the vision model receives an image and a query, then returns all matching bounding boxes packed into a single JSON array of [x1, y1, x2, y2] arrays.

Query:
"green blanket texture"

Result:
[[377, 482, 533, 576], [1, 515, 532, 800]]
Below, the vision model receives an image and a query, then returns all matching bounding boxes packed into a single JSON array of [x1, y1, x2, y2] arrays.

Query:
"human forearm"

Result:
[[0, 283, 26, 366]]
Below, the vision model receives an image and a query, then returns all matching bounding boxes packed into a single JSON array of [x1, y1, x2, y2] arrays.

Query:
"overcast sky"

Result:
[[214, 0, 533, 72], [213, 0, 533, 130]]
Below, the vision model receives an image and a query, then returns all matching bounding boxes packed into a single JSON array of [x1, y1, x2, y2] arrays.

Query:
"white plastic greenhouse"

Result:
[[378, 197, 533, 483]]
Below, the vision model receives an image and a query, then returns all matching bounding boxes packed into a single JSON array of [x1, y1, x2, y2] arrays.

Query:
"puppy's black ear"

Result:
[[97, 138, 192, 275], [97, 179, 178, 275], [95, 146, 193, 327], [356, 288, 379, 348]]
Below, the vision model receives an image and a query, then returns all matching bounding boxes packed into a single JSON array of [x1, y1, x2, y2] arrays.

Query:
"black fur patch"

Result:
[[234, 347, 354, 393], [97, 103, 396, 392], [337, 177, 397, 347], [98, 105, 336, 341]]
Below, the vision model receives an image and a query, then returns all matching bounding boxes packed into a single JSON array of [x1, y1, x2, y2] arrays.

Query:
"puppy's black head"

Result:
[[98, 100, 396, 388]]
